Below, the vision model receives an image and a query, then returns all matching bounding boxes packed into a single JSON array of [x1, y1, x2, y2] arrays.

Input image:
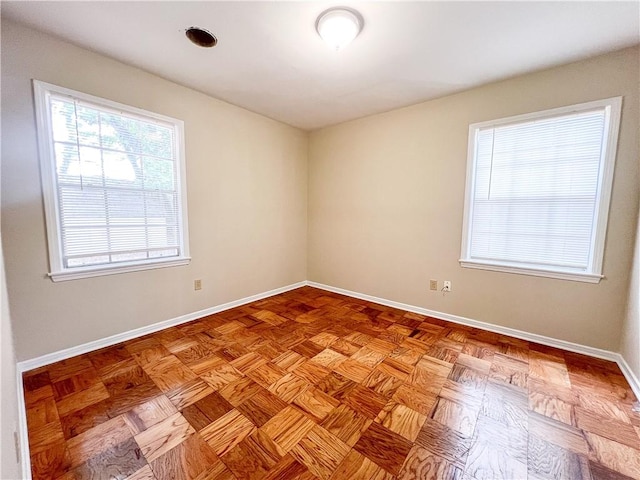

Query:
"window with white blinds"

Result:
[[460, 97, 622, 283], [34, 81, 190, 281]]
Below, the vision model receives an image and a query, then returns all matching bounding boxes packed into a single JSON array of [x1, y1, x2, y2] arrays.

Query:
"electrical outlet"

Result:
[[194, 279, 202, 290], [443, 280, 452, 292], [429, 279, 438, 291]]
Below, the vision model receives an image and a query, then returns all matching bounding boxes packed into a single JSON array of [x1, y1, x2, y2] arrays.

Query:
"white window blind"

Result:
[[460, 97, 621, 282], [34, 81, 190, 281]]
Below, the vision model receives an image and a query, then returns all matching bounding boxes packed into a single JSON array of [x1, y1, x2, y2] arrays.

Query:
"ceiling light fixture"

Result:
[[185, 27, 217, 48], [316, 7, 364, 51]]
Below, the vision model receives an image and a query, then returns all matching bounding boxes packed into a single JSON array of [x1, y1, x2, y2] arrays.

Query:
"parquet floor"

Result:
[[22, 286, 640, 480]]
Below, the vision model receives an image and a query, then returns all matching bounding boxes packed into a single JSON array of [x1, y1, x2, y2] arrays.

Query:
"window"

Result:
[[460, 97, 622, 283], [34, 81, 190, 281]]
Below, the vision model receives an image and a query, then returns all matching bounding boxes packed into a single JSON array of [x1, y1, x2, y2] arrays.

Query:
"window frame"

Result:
[[459, 97, 622, 283], [33, 80, 191, 282]]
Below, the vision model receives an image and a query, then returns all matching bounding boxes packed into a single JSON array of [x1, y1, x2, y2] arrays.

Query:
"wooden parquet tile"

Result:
[[353, 420, 413, 475], [22, 286, 640, 479], [290, 425, 350, 480], [124, 395, 178, 435], [55, 382, 110, 417], [375, 401, 426, 442], [262, 405, 316, 453], [149, 434, 219, 480], [134, 411, 195, 462], [293, 387, 340, 422], [28, 420, 65, 456], [26, 396, 59, 429], [464, 414, 528, 479], [222, 429, 282, 480], [333, 450, 393, 479], [63, 436, 147, 480], [200, 409, 256, 456], [267, 372, 310, 403], [415, 417, 471, 468], [397, 445, 463, 480], [527, 433, 591, 480]]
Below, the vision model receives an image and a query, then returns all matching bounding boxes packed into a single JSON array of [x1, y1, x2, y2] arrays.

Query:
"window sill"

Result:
[[48, 257, 191, 282], [459, 259, 603, 283]]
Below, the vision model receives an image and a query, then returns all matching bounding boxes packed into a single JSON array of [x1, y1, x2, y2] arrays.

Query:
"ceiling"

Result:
[[3, 1, 639, 130]]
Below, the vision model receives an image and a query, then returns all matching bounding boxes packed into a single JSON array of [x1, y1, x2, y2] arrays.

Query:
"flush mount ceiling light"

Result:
[[316, 7, 364, 50], [185, 27, 217, 48]]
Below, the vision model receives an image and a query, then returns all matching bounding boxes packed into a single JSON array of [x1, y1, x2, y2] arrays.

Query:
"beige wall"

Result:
[[1, 234, 21, 478], [309, 46, 640, 351], [1, 20, 308, 361], [2, 18, 639, 364], [621, 205, 640, 382]]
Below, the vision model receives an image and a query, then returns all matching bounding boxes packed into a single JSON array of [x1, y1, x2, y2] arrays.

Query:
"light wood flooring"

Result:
[[23, 286, 640, 479]]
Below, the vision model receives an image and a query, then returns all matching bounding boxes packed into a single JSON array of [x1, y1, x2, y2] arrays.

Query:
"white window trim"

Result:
[[459, 97, 622, 283], [33, 80, 191, 282]]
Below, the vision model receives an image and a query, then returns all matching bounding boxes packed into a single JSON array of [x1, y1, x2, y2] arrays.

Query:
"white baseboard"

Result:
[[13, 278, 640, 480], [16, 367, 30, 480], [308, 281, 619, 362], [16, 281, 306, 373], [14, 280, 307, 480], [19, 277, 632, 383], [614, 353, 640, 401], [308, 281, 640, 399]]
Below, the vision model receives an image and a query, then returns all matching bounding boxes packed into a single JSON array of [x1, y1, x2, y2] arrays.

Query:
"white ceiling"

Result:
[[3, 1, 639, 130]]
